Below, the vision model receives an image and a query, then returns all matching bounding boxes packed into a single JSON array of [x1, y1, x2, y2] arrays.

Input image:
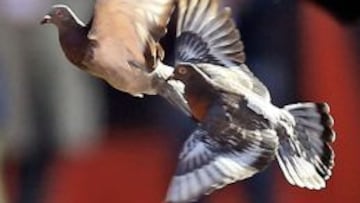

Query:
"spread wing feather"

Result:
[[89, 0, 175, 70], [176, 0, 271, 101]]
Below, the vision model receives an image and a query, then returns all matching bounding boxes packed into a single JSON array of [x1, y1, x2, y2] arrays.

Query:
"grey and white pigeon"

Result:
[[40, 0, 191, 114], [165, 0, 336, 202]]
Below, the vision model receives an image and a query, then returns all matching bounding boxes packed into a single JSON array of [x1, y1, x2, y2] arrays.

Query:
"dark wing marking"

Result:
[[176, 0, 245, 67], [165, 104, 278, 202], [175, 0, 271, 101]]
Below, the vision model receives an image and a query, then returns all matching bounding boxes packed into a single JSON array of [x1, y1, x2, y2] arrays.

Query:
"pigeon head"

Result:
[[172, 63, 213, 86], [172, 64, 203, 83], [40, 5, 83, 28]]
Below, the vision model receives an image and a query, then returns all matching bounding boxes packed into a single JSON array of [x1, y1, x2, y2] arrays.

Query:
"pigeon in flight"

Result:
[[165, 0, 336, 202], [40, 0, 190, 114]]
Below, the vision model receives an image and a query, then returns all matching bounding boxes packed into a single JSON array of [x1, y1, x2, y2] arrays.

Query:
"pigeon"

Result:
[[165, 0, 336, 202], [40, 0, 191, 114]]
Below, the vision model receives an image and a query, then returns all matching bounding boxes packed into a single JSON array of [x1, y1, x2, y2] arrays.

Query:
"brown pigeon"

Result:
[[165, 0, 336, 202], [40, 0, 190, 114]]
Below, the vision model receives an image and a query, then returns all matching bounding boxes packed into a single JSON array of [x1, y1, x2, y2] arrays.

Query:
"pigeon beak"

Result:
[[40, 15, 52, 25]]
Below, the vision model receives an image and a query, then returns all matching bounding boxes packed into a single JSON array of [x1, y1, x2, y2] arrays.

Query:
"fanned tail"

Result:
[[277, 103, 336, 189]]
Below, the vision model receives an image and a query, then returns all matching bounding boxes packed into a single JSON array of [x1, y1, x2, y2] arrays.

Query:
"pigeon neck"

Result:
[[58, 23, 91, 68], [185, 81, 219, 121]]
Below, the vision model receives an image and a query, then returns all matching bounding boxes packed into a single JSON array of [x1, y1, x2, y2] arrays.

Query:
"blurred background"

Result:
[[0, 0, 359, 203]]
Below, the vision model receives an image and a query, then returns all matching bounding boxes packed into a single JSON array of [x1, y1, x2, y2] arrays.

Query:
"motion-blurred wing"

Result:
[[166, 123, 277, 202], [176, 0, 245, 66], [89, 0, 175, 70], [176, 0, 271, 101]]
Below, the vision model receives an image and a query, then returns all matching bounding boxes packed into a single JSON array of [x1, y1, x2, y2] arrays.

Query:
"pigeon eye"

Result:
[[55, 10, 64, 18], [177, 66, 188, 75]]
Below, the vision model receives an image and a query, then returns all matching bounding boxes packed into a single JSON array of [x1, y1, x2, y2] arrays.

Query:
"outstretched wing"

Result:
[[175, 0, 271, 101], [89, 0, 175, 70], [176, 0, 245, 66], [165, 104, 278, 202]]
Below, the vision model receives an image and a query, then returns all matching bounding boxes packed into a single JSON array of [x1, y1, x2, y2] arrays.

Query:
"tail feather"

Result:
[[277, 102, 335, 190]]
